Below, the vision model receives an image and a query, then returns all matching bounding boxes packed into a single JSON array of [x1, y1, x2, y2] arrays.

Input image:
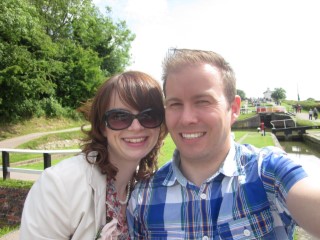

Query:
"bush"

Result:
[[283, 100, 320, 112], [40, 98, 65, 118]]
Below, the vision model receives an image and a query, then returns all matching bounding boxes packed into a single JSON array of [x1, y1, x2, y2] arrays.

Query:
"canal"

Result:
[[279, 140, 320, 177]]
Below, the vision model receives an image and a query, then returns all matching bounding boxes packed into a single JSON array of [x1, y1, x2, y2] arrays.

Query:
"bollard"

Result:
[[2, 151, 10, 180], [43, 153, 51, 169]]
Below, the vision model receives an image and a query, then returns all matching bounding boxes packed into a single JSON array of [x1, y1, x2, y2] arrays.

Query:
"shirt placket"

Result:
[[187, 183, 210, 240]]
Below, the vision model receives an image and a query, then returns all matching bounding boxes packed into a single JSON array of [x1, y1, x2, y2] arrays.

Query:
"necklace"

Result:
[[119, 180, 131, 205]]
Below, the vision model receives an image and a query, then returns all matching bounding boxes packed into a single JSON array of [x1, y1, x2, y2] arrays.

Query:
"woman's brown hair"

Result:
[[81, 71, 167, 182]]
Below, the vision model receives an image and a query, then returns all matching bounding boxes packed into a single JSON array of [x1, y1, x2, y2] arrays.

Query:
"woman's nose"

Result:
[[128, 118, 144, 130]]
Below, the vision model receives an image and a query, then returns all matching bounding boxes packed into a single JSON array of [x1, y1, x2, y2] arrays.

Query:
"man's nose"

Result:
[[179, 106, 198, 125]]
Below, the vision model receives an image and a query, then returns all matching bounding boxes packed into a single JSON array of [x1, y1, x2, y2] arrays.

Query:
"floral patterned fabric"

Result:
[[104, 177, 130, 240]]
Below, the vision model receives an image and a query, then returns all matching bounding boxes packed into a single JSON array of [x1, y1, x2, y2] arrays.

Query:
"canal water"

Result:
[[279, 140, 320, 177]]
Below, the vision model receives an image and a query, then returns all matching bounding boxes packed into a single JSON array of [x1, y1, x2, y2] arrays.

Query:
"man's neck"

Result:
[[179, 149, 229, 187]]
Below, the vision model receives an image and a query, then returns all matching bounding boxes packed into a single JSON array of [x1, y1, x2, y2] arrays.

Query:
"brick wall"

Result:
[[0, 187, 30, 227]]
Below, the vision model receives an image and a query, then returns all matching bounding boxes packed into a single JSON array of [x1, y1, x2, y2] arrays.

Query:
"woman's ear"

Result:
[[230, 95, 241, 125]]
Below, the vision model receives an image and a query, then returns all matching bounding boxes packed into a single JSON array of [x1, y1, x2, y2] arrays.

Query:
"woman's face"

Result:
[[103, 91, 161, 166]]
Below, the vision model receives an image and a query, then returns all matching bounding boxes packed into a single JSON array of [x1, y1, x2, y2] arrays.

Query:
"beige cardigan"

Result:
[[20, 153, 107, 240]]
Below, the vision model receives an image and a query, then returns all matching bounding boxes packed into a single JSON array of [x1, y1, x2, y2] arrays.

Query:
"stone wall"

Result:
[[232, 113, 294, 130], [232, 114, 261, 129], [303, 133, 320, 148], [0, 187, 29, 227]]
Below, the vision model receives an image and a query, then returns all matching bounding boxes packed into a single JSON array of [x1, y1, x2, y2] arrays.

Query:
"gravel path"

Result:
[[0, 127, 82, 148]]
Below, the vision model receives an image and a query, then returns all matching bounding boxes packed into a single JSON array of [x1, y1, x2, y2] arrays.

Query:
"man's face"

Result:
[[164, 63, 240, 164]]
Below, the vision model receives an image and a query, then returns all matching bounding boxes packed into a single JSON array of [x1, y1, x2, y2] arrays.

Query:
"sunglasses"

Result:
[[104, 108, 163, 130]]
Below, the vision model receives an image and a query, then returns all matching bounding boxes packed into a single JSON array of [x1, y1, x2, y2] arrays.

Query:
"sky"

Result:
[[92, 0, 320, 101]]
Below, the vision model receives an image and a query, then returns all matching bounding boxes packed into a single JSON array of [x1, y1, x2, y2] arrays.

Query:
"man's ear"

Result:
[[230, 95, 241, 125]]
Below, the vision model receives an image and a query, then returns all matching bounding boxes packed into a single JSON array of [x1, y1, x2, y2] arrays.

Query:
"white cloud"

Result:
[[125, 0, 168, 21], [93, 0, 320, 100]]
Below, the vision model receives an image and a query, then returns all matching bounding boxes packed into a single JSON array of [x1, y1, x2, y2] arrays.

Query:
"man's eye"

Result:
[[168, 103, 182, 108], [196, 100, 210, 105]]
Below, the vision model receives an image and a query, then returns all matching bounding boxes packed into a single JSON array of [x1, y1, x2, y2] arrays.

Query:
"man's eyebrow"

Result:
[[165, 97, 180, 104], [165, 93, 215, 102], [191, 93, 217, 101]]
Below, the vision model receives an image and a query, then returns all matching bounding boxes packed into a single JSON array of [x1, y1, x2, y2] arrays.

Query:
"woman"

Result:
[[20, 71, 167, 240]]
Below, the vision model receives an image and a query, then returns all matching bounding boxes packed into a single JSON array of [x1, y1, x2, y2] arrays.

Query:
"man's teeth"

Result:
[[125, 138, 145, 143], [182, 133, 204, 139]]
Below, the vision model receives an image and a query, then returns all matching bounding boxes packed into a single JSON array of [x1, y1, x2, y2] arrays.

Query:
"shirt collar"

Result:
[[160, 149, 187, 187], [163, 140, 242, 187], [219, 140, 242, 177]]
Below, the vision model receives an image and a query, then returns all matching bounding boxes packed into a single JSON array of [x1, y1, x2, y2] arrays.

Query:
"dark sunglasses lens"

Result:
[[107, 111, 132, 130], [139, 109, 162, 128]]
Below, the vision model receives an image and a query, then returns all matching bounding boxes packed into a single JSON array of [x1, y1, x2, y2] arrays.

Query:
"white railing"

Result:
[[1, 148, 81, 180], [270, 119, 296, 129]]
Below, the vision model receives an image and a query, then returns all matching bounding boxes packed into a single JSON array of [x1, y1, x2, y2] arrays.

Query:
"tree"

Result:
[[236, 89, 246, 100], [54, 40, 103, 108], [0, 0, 57, 121], [271, 88, 286, 104], [0, 0, 135, 122]]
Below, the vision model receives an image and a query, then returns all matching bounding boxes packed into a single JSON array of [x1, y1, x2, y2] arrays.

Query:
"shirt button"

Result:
[[200, 193, 207, 199], [243, 229, 251, 237], [202, 236, 209, 240]]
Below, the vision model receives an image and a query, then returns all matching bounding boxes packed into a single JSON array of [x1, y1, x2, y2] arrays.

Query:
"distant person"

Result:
[[314, 107, 318, 120], [293, 104, 297, 113], [127, 49, 320, 239], [260, 121, 266, 136], [20, 71, 167, 239], [309, 108, 313, 120], [298, 104, 302, 113]]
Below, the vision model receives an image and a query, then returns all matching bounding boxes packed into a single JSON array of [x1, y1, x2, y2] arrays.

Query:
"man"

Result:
[[127, 49, 320, 239]]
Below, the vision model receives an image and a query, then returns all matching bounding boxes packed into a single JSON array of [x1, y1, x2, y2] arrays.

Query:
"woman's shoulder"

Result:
[[41, 153, 96, 184], [51, 153, 88, 171]]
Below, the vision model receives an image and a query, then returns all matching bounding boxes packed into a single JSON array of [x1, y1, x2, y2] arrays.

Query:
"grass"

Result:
[[239, 132, 275, 148], [8, 153, 44, 164], [296, 119, 320, 127], [0, 117, 86, 141], [0, 178, 34, 189], [233, 131, 248, 141], [17, 130, 85, 149], [6, 130, 277, 170], [237, 112, 257, 121], [158, 134, 176, 167], [12, 135, 175, 170], [6, 130, 85, 164], [0, 225, 19, 237]]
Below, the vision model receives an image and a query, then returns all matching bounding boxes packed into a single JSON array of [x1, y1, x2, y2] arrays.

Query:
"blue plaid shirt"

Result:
[[127, 142, 308, 239]]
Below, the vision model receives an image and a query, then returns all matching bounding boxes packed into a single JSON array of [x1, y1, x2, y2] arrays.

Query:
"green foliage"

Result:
[[307, 98, 315, 101], [54, 41, 104, 108], [0, 0, 135, 123], [271, 88, 286, 102], [0, 225, 19, 237], [0, 178, 34, 188], [283, 100, 320, 113], [237, 89, 246, 100], [237, 112, 257, 121]]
